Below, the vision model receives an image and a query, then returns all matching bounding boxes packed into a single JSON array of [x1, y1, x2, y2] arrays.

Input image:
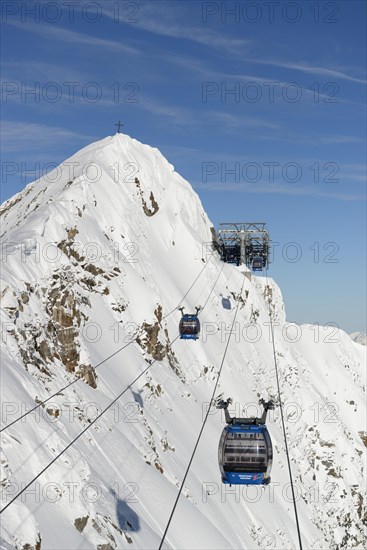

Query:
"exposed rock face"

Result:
[[136, 321, 166, 361], [4, 266, 100, 390], [74, 516, 89, 532], [47, 286, 81, 372], [134, 177, 159, 216], [20, 533, 41, 550], [135, 314, 184, 381]]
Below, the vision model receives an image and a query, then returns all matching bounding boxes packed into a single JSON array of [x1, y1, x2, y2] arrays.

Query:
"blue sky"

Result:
[[1, 0, 366, 333]]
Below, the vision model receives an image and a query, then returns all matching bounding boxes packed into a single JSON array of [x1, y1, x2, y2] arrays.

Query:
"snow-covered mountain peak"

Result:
[[0, 135, 365, 550], [1, 132, 209, 244], [1, 133, 213, 318]]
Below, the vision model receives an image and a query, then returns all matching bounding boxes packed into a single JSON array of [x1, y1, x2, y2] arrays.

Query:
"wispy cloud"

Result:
[[318, 135, 366, 145], [133, 19, 250, 53], [156, 53, 357, 105], [1, 121, 93, 153], [133, 98, 280, 130], [247, 58, 367, 85], [2, 60, 87, 82], [194, 181, 364, 201], [246, 132, 366, 147], [102, 2, 251, 54], [206, 111, 279, 130], [135, 98, 193, 124], [107, 1, 365, 84], [6, 20, 139, 54]]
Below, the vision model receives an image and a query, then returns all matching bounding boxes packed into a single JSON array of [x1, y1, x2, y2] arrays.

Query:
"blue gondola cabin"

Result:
[[252, 256, 265, 271], [179, 313, 200, 340], [218, 423, 273, 485]]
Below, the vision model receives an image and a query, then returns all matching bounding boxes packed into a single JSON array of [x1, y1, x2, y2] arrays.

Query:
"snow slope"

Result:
[[0, 134, 366, 550]]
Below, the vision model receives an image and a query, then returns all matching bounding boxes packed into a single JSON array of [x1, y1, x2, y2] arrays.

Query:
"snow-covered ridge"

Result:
[[0, 134, 366, 550], [350, 332, 367, 346]]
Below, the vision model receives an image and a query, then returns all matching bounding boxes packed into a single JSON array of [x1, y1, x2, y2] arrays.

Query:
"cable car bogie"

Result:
[[216, 223, 270, 271]]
